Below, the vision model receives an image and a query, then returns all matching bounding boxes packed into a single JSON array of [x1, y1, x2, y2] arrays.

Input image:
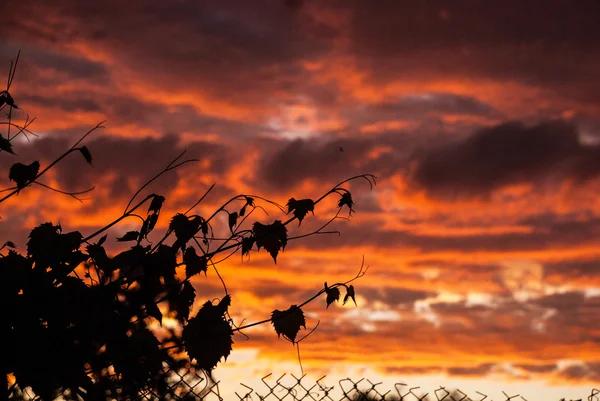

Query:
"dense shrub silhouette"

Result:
[[1, 53, 375, 400]]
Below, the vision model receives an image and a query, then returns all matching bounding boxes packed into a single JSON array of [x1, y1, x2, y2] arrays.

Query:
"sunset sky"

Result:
[[1, 1, 599, 400]]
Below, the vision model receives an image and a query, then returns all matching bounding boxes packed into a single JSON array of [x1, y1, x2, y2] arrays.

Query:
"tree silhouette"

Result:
[[1, 53, 376, 400]]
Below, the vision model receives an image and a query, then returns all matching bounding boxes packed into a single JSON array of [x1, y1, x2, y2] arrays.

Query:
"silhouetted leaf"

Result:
[[343, 285, 357, 306], [3, 91, 18, 108], [167, 280, 196, 323], [117, 231, 140, 242], [271, 305, 305, 343], [79, 146, 93, 165], [0, 135, 15, 155], [241, 236, 254, 257], [338, 191, 355, 216], [149, 244, 177, 285], [286, 198, 315, 226], [228, 212, 238, 233], [148, 195, 165, 215], [3, 240, 15, 248], [9, 161, 39, 191], [98, 234, 107, 246], [324, 282, 340, 308], [184, 247, 207, 278], [86, 242, 113, 277], [183, 299, 233, 373], [252, 220, 287, 263], [170, 214, 201, 252], [239, 196, 254, 217], [216, 294, 231, 317], [139, 213, 159, 241]]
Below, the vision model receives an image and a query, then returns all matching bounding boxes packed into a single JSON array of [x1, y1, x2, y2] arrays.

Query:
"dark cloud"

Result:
[[544, 258, 600, 282], [370, 93, 499, 119], [515, 363, 557, 374], [446, 363, 495, 377], [410, 120, 600, 198], [0, 0, 337, 107], [359, 287, 434, 306], [343, 0, 600, 101]]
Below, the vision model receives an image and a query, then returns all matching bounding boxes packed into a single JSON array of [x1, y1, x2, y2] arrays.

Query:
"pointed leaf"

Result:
[[184, 247, 208, 278], [286, 198, 315, 226], [4, 92, 18, 108], [338, 191, 355, 216], [79, 146, 93, 165], [148, 195, 165, 215], [167, 280, 196, 323], [116, 231, 140, 242], [324, 284, 340, 308], [228, 212, 238, 233], [98, 234, 108, 246], [183, 299, 234, 373], [9, 161, 40, 190], [252, 220, 287, 263], [0, 135, 15, 155], [241, 236, 254, 257], [271, 305, 306, 343], [343, 285, 357, 306]]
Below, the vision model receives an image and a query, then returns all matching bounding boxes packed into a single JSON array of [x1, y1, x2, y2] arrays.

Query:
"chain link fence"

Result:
[[8, 363, 600, 401]]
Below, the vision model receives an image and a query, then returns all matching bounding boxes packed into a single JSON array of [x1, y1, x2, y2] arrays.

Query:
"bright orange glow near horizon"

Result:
[[1, 1, 600, 400]]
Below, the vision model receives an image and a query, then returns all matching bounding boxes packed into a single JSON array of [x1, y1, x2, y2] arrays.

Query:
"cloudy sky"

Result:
[[1, 1, 599, 399]]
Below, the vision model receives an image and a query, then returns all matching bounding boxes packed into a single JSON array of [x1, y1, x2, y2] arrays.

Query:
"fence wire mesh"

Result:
[[8, 363, 599, 401]]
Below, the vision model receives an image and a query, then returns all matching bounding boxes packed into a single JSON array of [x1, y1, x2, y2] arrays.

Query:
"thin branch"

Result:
[[184, 183, 216, 215], [124, 150, 199, 214], [33, 182, 95, 202], [82, 194, 155, 243]]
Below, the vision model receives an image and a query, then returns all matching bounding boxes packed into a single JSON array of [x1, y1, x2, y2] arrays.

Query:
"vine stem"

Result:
[[231, 257, 368, 333]]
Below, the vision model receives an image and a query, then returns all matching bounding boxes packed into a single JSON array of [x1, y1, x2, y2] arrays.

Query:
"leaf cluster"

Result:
[[1, 53, 376, 400]]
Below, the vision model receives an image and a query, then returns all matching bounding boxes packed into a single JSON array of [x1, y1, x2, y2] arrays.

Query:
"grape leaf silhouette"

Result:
[[252, 220, 287, 263], [9, 161, 40, 192], [183, 297, 234, 373], [148, 194, 165, 215], [1, 91, 18, 108], [138, 213, 159, 242], [338, 191, 355, 216], [239, 196, 254, 217], [343, 285, 357, 306], [0, 135, 15, 154], [286, 198, 315, 226], [26, 223, 83, 268], [271, 305, 306, 343], [324, 282, 340, 308], [167, 280, 196, 323], [79, 146, 93, 166], [228, 211, 238, 233], [184, 246, 207, 278], [117, 231, 140, 242], [170, 213, 202, 252], [241, 236, 255, 257], [3, 240, 16, 248]]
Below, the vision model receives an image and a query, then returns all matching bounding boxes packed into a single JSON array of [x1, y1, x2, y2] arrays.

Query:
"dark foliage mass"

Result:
[[1, 53, 376, 400]]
